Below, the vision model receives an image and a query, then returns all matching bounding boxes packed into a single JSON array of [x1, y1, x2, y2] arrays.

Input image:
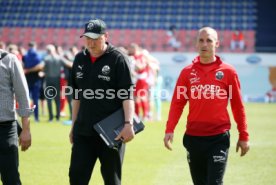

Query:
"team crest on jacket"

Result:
[[102, 65, 110, 75], [215, 71, 224, 80]]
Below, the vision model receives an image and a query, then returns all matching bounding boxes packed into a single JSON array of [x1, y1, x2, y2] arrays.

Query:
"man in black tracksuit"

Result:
[[69, 19, 135, 185]]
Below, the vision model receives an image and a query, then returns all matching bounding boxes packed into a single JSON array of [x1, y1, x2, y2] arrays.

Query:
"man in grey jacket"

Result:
[[0, 49, 32, 185], [42, 44, 72, 122]]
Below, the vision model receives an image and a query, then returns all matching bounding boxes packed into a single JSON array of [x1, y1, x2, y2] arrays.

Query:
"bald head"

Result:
[[197, 27, 218, 41], [196, 27, 219, 63]]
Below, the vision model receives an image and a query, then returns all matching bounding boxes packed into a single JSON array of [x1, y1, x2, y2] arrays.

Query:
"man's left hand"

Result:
[[236, 140, 250, 157], [115, 124, 135, 143]]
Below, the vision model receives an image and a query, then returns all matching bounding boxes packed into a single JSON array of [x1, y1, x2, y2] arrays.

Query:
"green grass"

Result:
[[18, 102, 276, 185]]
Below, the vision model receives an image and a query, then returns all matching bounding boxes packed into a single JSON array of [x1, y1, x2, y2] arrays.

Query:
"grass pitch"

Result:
[[18, 102, 276, 185]]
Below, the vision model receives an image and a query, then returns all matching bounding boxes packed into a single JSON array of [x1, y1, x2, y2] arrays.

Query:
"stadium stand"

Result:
[[0, 0, 257, 52]]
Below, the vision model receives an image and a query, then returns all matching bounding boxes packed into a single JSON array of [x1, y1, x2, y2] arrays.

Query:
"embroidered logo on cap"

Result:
[[87, 22, 94, 30]]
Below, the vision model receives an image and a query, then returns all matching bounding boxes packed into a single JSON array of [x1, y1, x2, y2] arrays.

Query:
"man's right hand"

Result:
[[19, 129, 31, 151], [164, 133, 174, 151]]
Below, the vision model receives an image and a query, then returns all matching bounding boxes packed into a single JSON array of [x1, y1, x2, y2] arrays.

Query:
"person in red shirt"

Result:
[[128, 43, 150, 120], [164, 27, 250, 185]]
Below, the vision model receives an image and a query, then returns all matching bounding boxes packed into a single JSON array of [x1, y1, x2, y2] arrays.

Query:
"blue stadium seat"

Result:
[[0, 0, 257, 52]]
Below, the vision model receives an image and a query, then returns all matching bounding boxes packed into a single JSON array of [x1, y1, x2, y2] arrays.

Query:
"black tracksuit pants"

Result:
[[69, 133, 125, 185], [183, 131, 230, 185], [0, 121, 21, 185]]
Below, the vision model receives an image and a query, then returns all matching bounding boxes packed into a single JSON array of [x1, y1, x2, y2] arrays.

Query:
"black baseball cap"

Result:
[[80, 19, 106, 39]]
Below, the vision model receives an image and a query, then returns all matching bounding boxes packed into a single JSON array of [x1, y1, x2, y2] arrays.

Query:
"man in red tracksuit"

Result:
[[164, 27, 250, 185]]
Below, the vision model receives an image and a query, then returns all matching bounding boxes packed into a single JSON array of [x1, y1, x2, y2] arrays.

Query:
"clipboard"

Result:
[[93, 108, 145, 149]]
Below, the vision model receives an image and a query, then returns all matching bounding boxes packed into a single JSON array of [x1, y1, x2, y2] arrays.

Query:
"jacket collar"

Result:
[[192, 55, 223, 72]]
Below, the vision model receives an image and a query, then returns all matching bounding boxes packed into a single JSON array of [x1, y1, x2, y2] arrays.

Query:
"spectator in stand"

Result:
[[230, 31, 245, 51], [23, 42, 43, 122], [166, 25, 182, 51]]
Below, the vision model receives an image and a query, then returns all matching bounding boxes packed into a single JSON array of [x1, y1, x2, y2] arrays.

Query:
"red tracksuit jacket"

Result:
[[165, 56, 249, 141]]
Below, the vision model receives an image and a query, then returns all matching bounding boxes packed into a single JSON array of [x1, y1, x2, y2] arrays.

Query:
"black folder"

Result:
[[93, 108, 145, 149]]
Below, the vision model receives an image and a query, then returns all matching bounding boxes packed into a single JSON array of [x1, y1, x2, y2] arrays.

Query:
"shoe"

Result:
[[60, 112, 67, 117], [63, 120, 72, 125]]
